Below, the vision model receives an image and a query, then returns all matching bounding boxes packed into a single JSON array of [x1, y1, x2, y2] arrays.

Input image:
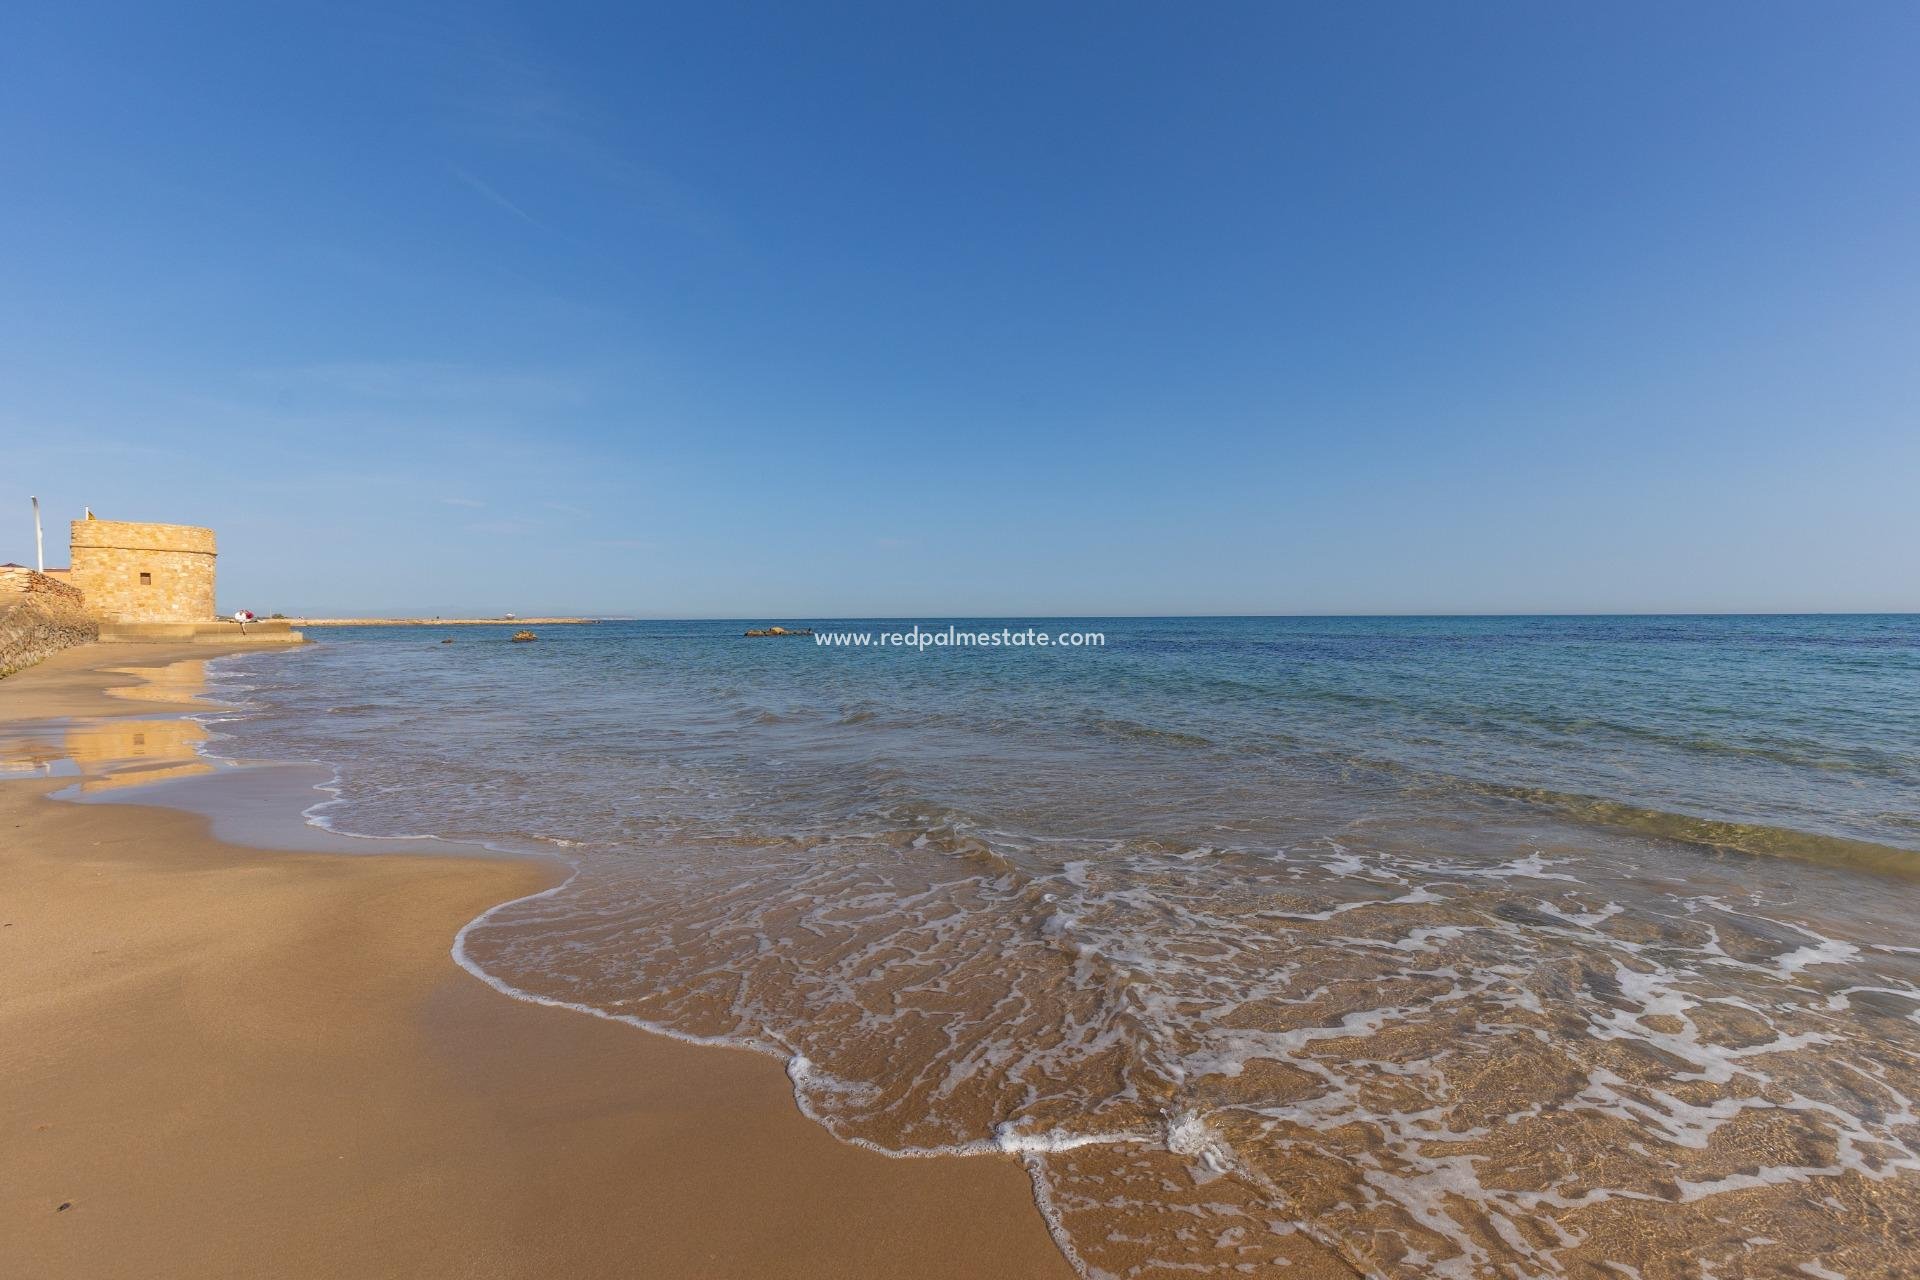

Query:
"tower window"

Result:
[[139, 572, 152, 585]]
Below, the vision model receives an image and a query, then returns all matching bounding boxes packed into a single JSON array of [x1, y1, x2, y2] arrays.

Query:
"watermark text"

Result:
[[814, 626, 1105, 651]]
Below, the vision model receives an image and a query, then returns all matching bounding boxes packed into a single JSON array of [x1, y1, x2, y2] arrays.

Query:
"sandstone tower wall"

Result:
[[67, 519, 218, 623]]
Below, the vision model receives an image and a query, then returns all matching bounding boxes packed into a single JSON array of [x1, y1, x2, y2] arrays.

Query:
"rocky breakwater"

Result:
[[0, 566, 100, 677]]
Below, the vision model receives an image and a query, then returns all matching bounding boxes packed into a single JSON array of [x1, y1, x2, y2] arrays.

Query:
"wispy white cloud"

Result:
[[248, 361, 592, 406], [466, 519, 539, 536], [544, 501, 590, 517], [429, 20, 736, 248], [442, 497, 486, 508], [447, 163, 541, 226]]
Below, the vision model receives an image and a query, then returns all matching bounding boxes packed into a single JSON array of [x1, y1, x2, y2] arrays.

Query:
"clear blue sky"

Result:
[[4, 2, 1916, 616]]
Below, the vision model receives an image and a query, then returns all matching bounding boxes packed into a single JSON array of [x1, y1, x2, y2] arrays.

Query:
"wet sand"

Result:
[[0, 644, 1074, 1280]]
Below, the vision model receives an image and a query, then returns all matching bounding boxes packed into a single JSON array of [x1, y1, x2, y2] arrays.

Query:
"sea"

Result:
[[199, 615, 1920, 1279]]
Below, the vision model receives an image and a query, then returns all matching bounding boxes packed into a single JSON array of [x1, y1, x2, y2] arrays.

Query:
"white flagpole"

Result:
[[31, 496, 43, 572]]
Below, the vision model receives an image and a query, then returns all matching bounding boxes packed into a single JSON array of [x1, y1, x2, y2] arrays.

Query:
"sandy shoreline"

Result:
[[0, 644, 1073, 1279]]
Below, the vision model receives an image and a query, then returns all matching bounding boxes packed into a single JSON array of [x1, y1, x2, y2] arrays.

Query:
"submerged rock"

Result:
[[510, 630, 537, 642]]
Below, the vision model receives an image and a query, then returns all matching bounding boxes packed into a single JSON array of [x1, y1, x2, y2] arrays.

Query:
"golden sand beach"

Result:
[[0, 644, 1073, 1280]]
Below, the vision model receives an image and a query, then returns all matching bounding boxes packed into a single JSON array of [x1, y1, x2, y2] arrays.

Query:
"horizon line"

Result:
[[286, 609, 1920, 622]]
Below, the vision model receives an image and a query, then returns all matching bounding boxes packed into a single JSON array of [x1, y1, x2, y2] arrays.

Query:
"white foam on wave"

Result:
[[1164, 1110, 1237, 1179], [434, 827, 1920, 1279]]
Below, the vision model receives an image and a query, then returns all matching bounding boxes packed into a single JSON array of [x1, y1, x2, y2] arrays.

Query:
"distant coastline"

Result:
[[291, 617, 599, 627]]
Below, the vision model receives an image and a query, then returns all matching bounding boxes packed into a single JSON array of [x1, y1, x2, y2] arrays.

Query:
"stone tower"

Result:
[[66, 518, 217, 623]]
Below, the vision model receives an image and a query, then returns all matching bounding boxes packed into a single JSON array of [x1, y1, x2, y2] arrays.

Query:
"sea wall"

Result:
[[68, 519, 217, 623], [0, 567, 100, 678]]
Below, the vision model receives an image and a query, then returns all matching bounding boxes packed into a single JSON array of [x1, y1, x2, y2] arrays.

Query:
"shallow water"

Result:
[[202, 617, 1920, 1277]]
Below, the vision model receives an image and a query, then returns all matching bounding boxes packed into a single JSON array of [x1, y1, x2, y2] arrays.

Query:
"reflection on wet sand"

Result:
[[102, 660, 215, 706], [61, 718, 214, 791], [0, 733, 69, 777], [0, 715, 212, 792], [0, 659, 220, 790]]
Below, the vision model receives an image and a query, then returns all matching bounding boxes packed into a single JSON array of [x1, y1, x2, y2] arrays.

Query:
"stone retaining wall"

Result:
[[0, 567, 100, 678]]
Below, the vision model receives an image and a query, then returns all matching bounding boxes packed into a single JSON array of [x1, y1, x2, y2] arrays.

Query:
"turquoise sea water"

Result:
[[205, 616, 1920, 1278], [214, 615, 1920, 858]]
